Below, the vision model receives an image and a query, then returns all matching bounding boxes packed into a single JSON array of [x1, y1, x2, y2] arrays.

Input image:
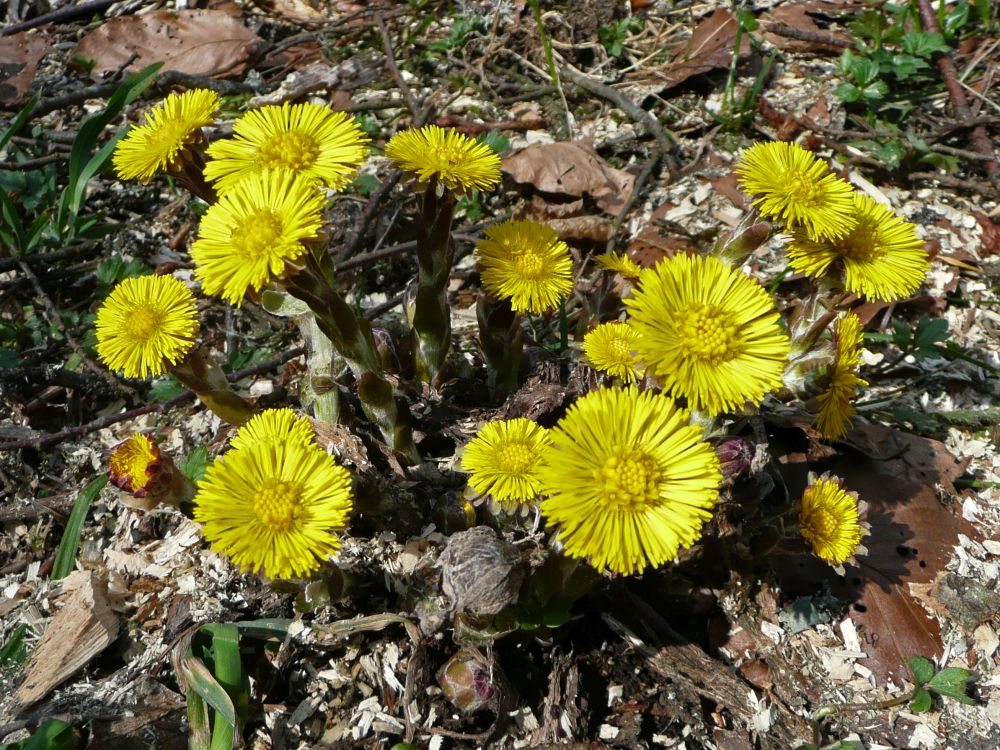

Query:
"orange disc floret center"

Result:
[[257, 130, 320, 170], [253, 478, 304, 531], [129, 306, 163, 341], [512, 249, 545, 279], [231, 210, 284, 259], [678, 304, 740, 364], [597, 448, 661, 512], [496, 441, 535, 475], [109, 436, 156, 490]]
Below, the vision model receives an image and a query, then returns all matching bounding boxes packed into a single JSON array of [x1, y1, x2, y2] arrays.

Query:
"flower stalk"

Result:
[[476, 294, 523, 395], [169, 348, 253, 426]]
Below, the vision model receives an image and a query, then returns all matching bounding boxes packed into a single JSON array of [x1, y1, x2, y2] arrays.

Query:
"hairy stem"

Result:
[[412, 185, 457, 383]]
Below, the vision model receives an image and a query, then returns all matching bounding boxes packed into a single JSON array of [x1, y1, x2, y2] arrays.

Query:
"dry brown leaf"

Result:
[[660, 9, 751, 90], [974, 211, 1000, 256], [503, 141, 635, 215], [761, 3, 851, 52], [14, 571, 119, 709], [0, 30, 48, 104], [72, 9, 263, 80], [543, 215, 612, 243]]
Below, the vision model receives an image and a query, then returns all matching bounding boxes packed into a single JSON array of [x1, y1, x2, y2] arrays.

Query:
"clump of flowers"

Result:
[[799, 475, 868, 571], [462, 419, 550, 509], [540, 387, 722, 575], [193, 409, 354, 579], [626, 253, 790, 415], [815, 313, 868, 441], [582, 322, 640, 383]]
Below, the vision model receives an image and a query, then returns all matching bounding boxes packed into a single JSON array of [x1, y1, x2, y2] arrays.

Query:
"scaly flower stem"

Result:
[[169, 348, 253, 425], [412, 183, 457, 383], [285, 256, 419, 463], [476, 294, 523, 396]]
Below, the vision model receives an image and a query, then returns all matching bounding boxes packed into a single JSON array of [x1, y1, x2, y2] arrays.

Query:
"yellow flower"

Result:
[[476, 220, 574, 314], [461, 418, 550, 507], [204, 102, 369, 194], [108, 434, 160, 494], [583, 322, 640, 383], [193, 424, 354, 579], [594, 252, 643, 281], [229, 408, 316, 452], [113, 89, 219, 182], [96, 275, 199, 379], [626, 254, 790, 415], [799, 476, 864, 566], [735, 141, 857, 240], [385, 125, 502, 193], [190, 169, 325, 305], [786, 193, 929, 302], [815, 313, 869, 441], [540, 387, 722, 576]]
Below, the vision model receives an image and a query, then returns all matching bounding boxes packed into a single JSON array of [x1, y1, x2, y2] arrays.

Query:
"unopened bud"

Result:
[[439, 526, 524, 616], [108, 434, 194, 511], [437, 648, 498, 713], [715, 437, 754, 482]]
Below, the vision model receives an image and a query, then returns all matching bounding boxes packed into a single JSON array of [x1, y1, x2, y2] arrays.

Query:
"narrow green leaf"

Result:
[[0, 92, 40, 153], [907, 655, 935, 685], [206, 623, 243, 750], [909, 686, 933, 712], [52, 476, 109, 580], [233, 618, 293, 638], [0, 623, 28, 667], [14, 718, 78, 750], [177, 652, 237, 730]]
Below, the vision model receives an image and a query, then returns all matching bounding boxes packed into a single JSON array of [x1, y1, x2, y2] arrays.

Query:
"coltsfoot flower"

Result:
[[108, 434, 163, 495], [96, 274, 199, 379], [113, 89, 219, 181], [787, 193, 929, 301], [626, 253, 790, 415], [815, 313, 868, 441], [799, 475, 867, 569], [540, 387, 722, 576], [462, 418, 550, 507], [476, 220, 574, 314], [385, 125, 502, 193], [193, 410, 354, 579], [582, 322, 640, 383], [735, 140, 857, 240], [190, 169, 325, 305], [204, 102, 369, 194]]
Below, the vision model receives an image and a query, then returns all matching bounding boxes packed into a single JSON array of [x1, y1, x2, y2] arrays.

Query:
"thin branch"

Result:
[[376, 14, 423, 125]]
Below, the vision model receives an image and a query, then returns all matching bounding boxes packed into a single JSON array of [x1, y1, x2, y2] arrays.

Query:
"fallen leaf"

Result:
[[73, 9, 263, 80], [543, 215, 612, 243], [761, 3, 851, 52], [974, 211, 1000, 256], [0, 30, 48, 104], [503, 140, 635, 214], [660, 10, 751, 90], [626, 227, 698, 268]]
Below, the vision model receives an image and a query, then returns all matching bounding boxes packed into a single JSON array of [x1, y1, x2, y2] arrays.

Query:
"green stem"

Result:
[[412, 184, 457, 383], [476, 295, 523, 396]]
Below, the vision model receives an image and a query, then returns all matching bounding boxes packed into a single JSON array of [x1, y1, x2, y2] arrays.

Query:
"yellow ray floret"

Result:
[[476, 220, 574, 314], [190, 169, 325, 305], [626, 253, 790, 415], [594, 252, 643, 281], [815, 313, 869, 441], [582, 322, 641, 383], [113, 89, 219, 182], [193, 424, 354, 580], [799, 476, 864, 565], [385, 125, 502, 193], [229, 408, 316, 452], [461, 418, 550, 507], [735, 140, 857, 240], [540, 387, 722, 576], [96, 274, 199, 379], [787, 192, 929, 302], [204, 102, 369, 194]]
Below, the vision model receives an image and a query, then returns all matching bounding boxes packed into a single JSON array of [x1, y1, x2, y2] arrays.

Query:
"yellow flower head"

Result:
[[193, 425, 354, 580], [190, 169, 325, 305], [540, 387, 722, 576], [583, 322, 640, 383], [815, 313, 869, 441], [735, 141, 857, 240], [96, 275, 199, 379], [113, 89, 219, 182], [799, 476, 864, 566], [461, 418, 550, 507], [476, 220, 574, 314], [108, 434, 161, 494], [626, 254, 790, 415], [595, 252, 643, 281], [787, 193, 929, 302], [230, 408, 316, 452], [385, 125, 502, 193], [204, 102, 369, 194]]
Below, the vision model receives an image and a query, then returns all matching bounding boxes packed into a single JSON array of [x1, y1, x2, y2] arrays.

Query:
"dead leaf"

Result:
[[14, 571, 119, 710], [73, 9, 263, 80], [660, 10, 751, 90], [0, 30, 47, 104], [627, 227, 698, 268], [761, 3, 851, 52], [974, 211, 1000, 256], [543, 215, 612, 243], [503, 140, 635, 214]]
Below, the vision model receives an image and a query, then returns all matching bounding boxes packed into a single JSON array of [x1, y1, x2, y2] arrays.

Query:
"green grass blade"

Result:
[[233, 618, 293, 637], [0, 623, 28, 667], [51, 475, 108, 580], [177, 650, 237, 731], [0, 91, 40, 153], [205, 623, 242, 750]]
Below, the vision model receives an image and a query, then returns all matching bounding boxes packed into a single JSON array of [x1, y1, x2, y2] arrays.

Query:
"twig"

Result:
[[336, 172, 403, 262], [915, 0, 1000, 182], [337, 231, 480, 273], [375, 14, 422, 125], [0, 153, 63, 170], [606, 152, 662, 253], [764, 21, 850, 49], [909, 170, 998, 195], [0, 0, 118, 36], [0, 347, 304, 453]]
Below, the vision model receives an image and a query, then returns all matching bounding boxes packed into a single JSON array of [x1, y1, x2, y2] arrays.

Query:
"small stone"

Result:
[[438, 526, 524, 616]]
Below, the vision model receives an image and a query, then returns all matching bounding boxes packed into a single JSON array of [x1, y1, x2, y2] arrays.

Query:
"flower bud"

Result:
[[439, 526, 524, 616], [715, 437, 754, 482], [108, 434, 194, 511], [437, 648, 498, 713]]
